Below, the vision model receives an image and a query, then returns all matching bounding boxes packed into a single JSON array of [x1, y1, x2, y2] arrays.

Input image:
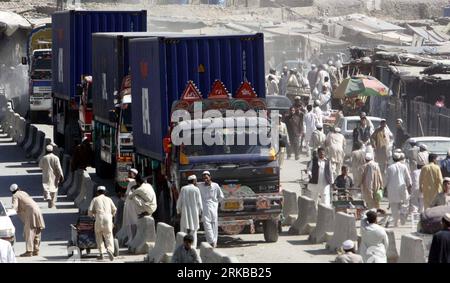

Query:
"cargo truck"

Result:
[[89, 32, 175, 187], [51, 10, 147, 154], [129, 34, 282, 242], [24, 24, 52, 123]]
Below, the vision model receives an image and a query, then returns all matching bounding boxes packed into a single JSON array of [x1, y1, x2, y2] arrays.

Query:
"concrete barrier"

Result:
[[386, 229, 399, 263], [128, 216, 156, 255], [18, 122, 30, 148], [398, 234, 426, 263], [16, 117, 27, 145], [74, 171, 92, 207], [309, 204, 335, 244], [200, 242, 238, 263], [67, 169, 84, 200], [78, 179, 95, 215], [282, 190, 298, 226], [327, 212, 357, 252], [3, 109, 14, 137], [175, 232, 187, 248], [62, 154, 71, 180], [288, 196, 317, 235], [24, 125, 37, 153], [29, 131, 45, 159], [60, 169, 74, 195], [145, 222, 176, 263], [11, 113, 20, 141]]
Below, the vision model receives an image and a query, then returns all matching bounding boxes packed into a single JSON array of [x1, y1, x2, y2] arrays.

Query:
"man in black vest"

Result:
[[307, 147, 334, 206]]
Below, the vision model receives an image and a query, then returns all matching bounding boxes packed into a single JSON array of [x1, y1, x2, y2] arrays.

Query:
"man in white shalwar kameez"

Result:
[[385, 153, 412, 227], [312, 100, 323, 125], [177, 175, 203, 248], [360, 210, 389, 263], [39, 145, 64, 208], [303, 104, 318, 157], [198, 171, 224, 248], [120, 168, 139, 246], [0, 239, 16, 263], [325, 127, 346, 176], [410, 165, 424, 213], [88, 186, 117, 261]]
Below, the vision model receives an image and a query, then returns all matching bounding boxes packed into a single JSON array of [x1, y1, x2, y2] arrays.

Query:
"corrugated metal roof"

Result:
[[406, 24, 450, 44], [331, 14, 404, 33]]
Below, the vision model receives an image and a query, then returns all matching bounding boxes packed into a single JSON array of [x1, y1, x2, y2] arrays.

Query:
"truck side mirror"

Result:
[[109, 110, 116, 123], [21, 57, 27, 65]]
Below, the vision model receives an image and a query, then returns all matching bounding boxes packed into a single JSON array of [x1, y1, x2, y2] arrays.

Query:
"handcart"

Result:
[[67, 215, 119, 257], [332, 187, 366, 220]]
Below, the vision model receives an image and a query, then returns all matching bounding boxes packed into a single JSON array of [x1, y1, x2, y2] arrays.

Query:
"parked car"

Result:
[[335, 116, 393, 157], [0, 201, 16, 246], [402, 136, 450, 162]]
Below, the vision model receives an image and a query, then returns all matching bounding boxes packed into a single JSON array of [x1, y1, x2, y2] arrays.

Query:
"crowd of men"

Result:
[[271, 60, 450, 263]]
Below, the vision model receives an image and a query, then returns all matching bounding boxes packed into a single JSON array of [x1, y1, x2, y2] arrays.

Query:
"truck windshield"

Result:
[[32, 58, 51, 70], [181, 130, 272, 156], [31, 58, 51, 80]]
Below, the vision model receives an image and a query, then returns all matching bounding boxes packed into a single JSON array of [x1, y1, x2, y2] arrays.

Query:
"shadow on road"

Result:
[[0, 144, 28, 163]]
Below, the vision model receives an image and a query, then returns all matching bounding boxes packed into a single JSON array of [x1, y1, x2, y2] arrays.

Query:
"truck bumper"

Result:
[[30, 97, 52, 111]]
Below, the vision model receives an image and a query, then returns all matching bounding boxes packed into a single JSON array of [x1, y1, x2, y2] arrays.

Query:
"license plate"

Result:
[[223, 200, 241, 210]]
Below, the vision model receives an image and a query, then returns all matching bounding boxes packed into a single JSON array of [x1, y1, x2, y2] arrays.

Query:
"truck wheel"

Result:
[[263, 219, 279, 243], [113, 238, 119, 257]]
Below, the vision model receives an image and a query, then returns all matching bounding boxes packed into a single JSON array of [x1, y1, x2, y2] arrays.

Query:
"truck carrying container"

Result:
[[129, 34, 282, 242], [129, 33, 265, 160], [89, 32, 180, 185], [51, 10, 147, 153]]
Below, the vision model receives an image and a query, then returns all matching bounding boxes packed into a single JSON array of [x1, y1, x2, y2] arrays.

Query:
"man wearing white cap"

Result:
[[88, 186, 117, 261], [428, 213, 450, 263], [325, 127, 346, 176], [385, 153, 412, 227], [129, 175, 157, 218], [198, 171, 224, 248], [10, 184, 45, 257], [420, 154, 444, 209], [335, 240, 363, 263], [360, 152, 383, 209], [303, 105, 318, 157], [370, 119, 393, 179], [38, 144, 64, 208], [177, 175, 203, 248], [417, 143, 429, 167], [430, 177, 450, 208], [310, 122, 326, 158]]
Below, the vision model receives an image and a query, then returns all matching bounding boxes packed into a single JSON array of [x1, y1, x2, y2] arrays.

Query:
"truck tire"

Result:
[[263, 219, 279, 243]]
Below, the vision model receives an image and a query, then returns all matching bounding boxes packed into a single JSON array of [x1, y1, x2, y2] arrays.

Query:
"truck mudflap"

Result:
[[218, 213, 281, 235]]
